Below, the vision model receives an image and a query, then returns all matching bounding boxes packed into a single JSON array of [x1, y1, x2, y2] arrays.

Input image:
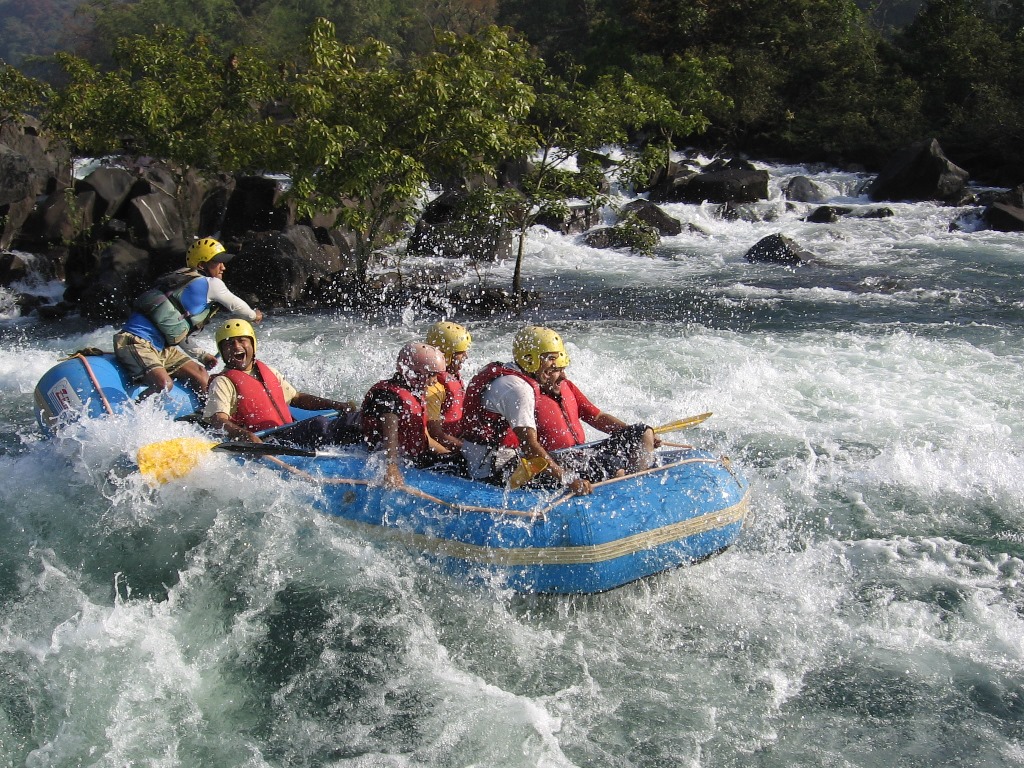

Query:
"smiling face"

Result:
[[204, 260, 227, 279], [534, 352, 567, 395], [219, 335, 255, 372]]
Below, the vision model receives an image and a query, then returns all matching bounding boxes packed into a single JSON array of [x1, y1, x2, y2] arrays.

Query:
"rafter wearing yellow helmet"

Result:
[[424, 321, 473, 452], [113, 237, 261, 401], [457, 325, 658, 495], [204, 318, 358, 447]]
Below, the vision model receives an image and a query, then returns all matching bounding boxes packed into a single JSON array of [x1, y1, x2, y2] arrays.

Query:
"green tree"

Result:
[[495, 66, 653, 296], [894, 0, 1024, 178], [46, 27, 281, 170], [280, 19, 536, 283], [77, 0, 243, 66], [0, 61, 51, 123], [628, 52, 731, 174]]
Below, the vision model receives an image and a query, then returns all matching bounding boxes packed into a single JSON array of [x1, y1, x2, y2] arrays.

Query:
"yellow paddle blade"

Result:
[[508, 456, 549, 490], [137, 437, 218, 484], [653, 412, 713, 435]]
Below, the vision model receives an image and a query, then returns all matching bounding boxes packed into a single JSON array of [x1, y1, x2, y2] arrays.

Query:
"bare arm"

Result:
[[207, 411, 262, 443], [427, 419, 462, 450], [585, 412, 662, 448], [290, 393, 358, 414], [379, 413, 405, 488], [513, 426, 592, 495], [585, 411, 629, 434]]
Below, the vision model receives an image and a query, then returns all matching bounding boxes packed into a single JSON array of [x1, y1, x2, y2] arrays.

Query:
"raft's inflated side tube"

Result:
[[34, 353, 200, 435]]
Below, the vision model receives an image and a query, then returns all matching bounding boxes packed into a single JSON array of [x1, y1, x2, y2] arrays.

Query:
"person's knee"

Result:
[[642, 426, 656, 451], [145, 368, 174, 393]]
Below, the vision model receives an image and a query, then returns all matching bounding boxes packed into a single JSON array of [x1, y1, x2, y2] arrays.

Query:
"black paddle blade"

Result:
[[212, 442, 316, 457]]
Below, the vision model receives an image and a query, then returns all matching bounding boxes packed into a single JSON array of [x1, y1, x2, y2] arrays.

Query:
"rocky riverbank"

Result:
[[3, 115, 1022, 324]]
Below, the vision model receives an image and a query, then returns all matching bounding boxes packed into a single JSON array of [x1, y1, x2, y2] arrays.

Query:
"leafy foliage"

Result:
[[46, 28, 282, 169], [0, 61, 52, 123], [608, 211, 659, 257], [5, 0, 1024, 299], [280, 20, 537, 282]]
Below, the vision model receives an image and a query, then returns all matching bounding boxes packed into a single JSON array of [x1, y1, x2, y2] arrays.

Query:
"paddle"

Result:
[[137, 437, 316, 484], [553, 412, 714, 453], [652, 411, 713, 435], [512, 412, 714, 487], [138, 408, 341, 483]]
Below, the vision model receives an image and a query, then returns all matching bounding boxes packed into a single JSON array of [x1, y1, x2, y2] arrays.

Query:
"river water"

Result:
[[1, 162, 1022, 767]]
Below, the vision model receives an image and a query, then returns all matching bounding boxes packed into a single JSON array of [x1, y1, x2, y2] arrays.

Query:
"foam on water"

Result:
[[2, 160, 1024, 766]]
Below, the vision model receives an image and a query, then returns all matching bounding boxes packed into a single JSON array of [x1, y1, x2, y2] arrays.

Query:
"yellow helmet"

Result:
[[215, 318, 257, 354], [425, 321, 472, 364], [186, 237, 234, 270], [512, 325, 569, 373]]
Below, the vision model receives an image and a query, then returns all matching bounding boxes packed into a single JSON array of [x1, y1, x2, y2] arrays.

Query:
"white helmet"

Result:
[[396, 342, 445, 387]]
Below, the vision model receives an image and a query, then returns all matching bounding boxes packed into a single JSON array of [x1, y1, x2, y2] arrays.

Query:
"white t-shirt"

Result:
[[481, 373, 537, 429], [462, 365, 537, 480]]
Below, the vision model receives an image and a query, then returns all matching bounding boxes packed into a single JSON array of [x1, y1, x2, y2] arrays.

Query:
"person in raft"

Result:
[[361, 342, 453, 488], [457, 325, 659, 495], [203, 319, 360, 447], [423, 321, 473, 451], [113, 237, 263, 400]]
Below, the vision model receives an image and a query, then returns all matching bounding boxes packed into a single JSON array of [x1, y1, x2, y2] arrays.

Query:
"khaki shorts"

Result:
[[113, 331, 195, 381]]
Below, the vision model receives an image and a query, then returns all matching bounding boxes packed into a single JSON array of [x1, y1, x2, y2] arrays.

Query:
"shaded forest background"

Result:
[[3, 0, 1024, 183]]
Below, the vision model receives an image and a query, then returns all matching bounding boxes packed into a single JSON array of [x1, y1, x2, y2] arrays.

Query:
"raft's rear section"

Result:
[[34, 353, 199, 435]]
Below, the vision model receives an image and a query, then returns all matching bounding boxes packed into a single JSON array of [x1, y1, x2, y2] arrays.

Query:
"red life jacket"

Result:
[[218, 361, 294, 431], [534, 379, 599, 451], [435, 371, 466, 432], [462, 363, 603, 451], [361, 378, 429, 457], [459, 362, 529, 447]]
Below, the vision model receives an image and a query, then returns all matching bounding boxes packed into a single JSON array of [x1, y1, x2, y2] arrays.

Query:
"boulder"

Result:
[[0, 252, 30, 286], [77, 166, 136, 221], [785, 175, 828, 203], [127, 190, 186, 257], [186, 169, 235, 237], [0, 143, 35, 207], [645, 161, 697, 201], [75, 239, 153, 322], [0, 194, 36, 251], [685, 168, 770, 204], [227, 225, 343, 306], [17, 189, 97, 247], [408, 190, 515, 260], [0, 115, 71, 197], [0, 116, 73, 249], [804, 205, 852, 223], [221, 175, 294, 239], [859, 207, 894, 219], [982, 202, 1024, 232], [745, 233, 813, 265], [130, 163, 178, 199], [867, 138, 969, 203], [620, 199, 682, 236], [652, 167, 770, 205], [536, 202, 600, 235]]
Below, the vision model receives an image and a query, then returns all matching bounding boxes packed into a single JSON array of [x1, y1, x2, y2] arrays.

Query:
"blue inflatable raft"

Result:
[[34, 353, 751, 594], [263, 448, 750, 594]]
